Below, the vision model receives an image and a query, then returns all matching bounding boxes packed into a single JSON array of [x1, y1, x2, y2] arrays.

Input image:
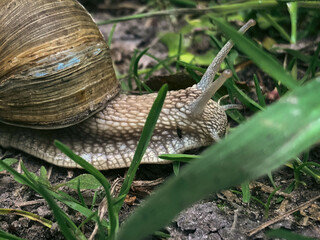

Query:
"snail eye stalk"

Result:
[[189, 19, 256, 117]]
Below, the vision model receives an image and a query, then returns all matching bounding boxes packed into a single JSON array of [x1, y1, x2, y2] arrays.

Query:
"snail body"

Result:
[[0, 0, 255, 170], [0, 88, 227, 169]]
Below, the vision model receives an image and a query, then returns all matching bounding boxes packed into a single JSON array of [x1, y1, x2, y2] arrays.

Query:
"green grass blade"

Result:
[[266, 228, 318, 240], [211, 17, 299, 90], [114, 84, 168, 212], [37, 184, 85, 240], [253, 74, 266, 108], [133, 47, 153, 93], [287, 2, 298, 44], [176, 60, 206, 73], [54, 140, 118, 238], [264, 186, 280, 218], [19, 162, 85, 239], [77, 178, 87, 208], [127, 50, 138, 90], [170, 0, 197, 7], [0, 160, 109, 234], [116, 77, 320, 240], [19, 162, 42, 186], [261, 13, 291, 42], [232, 189, 266, 208], [0, 229, 26, 240], [48, 189, 109, 228], [77, 211, 97, 232], [172, 161, 180, 176], [144, 54, 174, 80], [209, 34, 262, 112], [224, 79, 264, 111], [294, 162, 320, 184], [287, 2, 298, 80], [241, 181, 251, 203], [176, 33, 183, 72], [108, 24, 117, 46], [301, 42, 320, 82], [159, 154, 200, 162], [285, 48, 320, 66], [0, 161, 37, 191], [97, 1, 279, 25], [0, 208, 52, 228], [1, 160, 85, 239]]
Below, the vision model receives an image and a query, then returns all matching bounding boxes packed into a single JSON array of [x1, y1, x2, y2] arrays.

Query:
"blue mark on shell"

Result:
[[93, 48, 102, 56], [34, 72, 48, 77], [55, 57, 81, 71]]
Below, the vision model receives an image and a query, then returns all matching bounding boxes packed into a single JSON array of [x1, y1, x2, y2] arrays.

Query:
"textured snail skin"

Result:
[[0, 86, 227, 170]]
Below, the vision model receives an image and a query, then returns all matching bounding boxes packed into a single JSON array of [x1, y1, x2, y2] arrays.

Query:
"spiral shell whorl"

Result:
[[0, 0, 119, 128]]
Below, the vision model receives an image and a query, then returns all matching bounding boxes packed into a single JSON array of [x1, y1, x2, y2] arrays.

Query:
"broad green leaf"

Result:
[[160, 33, 189, 56], [0, 158, 18, 171], [116, 77, 320, 240], [64, 174, 101, 190]]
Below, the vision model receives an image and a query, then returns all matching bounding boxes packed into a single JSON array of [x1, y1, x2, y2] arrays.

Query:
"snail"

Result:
[[0, 0, 255, 170]]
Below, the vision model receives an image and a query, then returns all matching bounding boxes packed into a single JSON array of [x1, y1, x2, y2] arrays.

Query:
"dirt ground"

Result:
[[1, 1, 320, 239], [1, 149, 320, 239]]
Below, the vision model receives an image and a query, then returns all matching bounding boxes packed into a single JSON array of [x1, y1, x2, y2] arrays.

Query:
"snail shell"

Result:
[[0, 0, 119, 128]]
